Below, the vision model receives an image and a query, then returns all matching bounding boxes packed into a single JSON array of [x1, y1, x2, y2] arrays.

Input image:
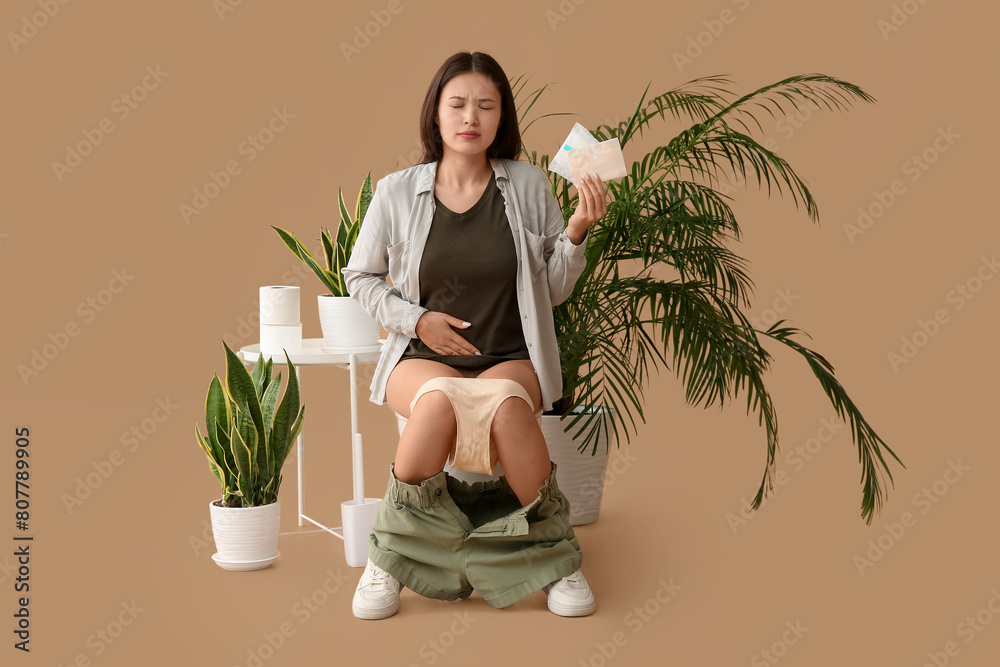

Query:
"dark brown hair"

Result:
[[418, 51, 521, 164]]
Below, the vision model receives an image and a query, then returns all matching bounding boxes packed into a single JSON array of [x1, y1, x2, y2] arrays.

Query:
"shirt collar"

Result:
[[415, 157, 509, 195]]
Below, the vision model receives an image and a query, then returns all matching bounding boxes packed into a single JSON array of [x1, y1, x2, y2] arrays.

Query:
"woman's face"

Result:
[[434, 71, 503, 160]]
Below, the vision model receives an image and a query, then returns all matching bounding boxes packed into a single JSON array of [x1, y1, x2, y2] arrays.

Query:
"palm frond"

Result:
[[703, 73, 877, 137], [510, 74, 576, 137], [591, 75, 733, 146], [755, 321, 904, 523], [696, 126, 820, 222]]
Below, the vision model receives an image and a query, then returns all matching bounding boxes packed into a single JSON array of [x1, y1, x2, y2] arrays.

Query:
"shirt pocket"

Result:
[[521, 229, 549, 282], [386, 239, 410, 286]]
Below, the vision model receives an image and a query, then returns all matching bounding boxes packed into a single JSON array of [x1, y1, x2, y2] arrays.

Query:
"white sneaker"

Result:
[[542, 568, 596, 617], [352, 558, 401, 620]]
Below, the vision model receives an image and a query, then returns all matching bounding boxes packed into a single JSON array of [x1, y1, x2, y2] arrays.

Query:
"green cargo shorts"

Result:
[[367, 461, 583, 608]]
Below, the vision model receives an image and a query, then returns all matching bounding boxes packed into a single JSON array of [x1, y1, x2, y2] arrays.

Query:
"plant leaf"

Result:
[[224, 342, 265, 445], [273, 225, 340, 295], [270, 351, 301, 479], [260, 371, 282, 481]]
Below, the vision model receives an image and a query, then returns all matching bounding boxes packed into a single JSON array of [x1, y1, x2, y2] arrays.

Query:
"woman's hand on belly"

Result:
[[414, 311, 482, 356]]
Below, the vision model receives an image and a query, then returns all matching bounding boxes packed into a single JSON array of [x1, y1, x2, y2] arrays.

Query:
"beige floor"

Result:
[[4, 1, 998, 665]]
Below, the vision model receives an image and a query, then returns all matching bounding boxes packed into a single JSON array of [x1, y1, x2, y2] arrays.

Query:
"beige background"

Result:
[[3, 0, 998, 665]]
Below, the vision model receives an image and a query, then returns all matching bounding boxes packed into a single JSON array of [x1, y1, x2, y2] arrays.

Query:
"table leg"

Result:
[[296, 364, 304, 527], [349, 353, 359, 503]]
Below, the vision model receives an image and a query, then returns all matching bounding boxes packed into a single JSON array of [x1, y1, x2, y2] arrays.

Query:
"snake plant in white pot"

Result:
[[273, 173, 380, 350], [513, 73, 904, 525], [195, 341, 305, 570]]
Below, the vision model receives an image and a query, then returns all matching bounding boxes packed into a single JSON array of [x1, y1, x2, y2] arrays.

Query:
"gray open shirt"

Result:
[[342, 157, 587, 412]]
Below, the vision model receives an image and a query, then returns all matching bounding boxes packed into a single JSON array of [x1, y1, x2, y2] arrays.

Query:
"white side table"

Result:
[[238, 338, 383, 567]]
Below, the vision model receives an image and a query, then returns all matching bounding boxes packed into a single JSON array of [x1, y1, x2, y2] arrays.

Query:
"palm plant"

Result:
[[510, 73, 903, 523]]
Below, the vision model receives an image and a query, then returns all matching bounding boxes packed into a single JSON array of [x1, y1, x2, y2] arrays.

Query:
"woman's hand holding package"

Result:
[[566, 173, 608, 245]]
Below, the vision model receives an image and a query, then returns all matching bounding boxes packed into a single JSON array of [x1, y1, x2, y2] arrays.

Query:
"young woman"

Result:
[[342, 50, 607, 619]]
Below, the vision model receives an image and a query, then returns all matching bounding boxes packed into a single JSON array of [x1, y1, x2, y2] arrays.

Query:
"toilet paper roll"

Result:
[[259, 286, 300, 325], [260, 323, 302, 356]]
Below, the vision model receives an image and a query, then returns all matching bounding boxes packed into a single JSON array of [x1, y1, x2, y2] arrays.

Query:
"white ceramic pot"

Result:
[[209, 498, 281, 571], [540, 410, 613, 526], [317, 295, 379, 349]]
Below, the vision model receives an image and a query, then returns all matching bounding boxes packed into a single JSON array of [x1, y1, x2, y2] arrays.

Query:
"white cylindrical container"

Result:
[[341, 498, 382, 568], [260, 323, 302, 356], [318, 295, 380, 349], [209, 499, 281, 571], [260, 286, 300, 325]]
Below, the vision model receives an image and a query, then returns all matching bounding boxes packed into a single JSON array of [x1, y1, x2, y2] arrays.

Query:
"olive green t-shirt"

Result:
[[400, 172, 530, 370]]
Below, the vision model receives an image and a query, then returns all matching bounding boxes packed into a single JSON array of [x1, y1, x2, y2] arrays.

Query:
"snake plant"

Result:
[[512, 73, 904, 523], [195, 341, 305, 507], [273, 172, 374, 297]]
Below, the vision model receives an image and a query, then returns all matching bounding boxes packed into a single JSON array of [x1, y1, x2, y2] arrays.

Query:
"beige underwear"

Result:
[[409, 377, 534, 475]]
